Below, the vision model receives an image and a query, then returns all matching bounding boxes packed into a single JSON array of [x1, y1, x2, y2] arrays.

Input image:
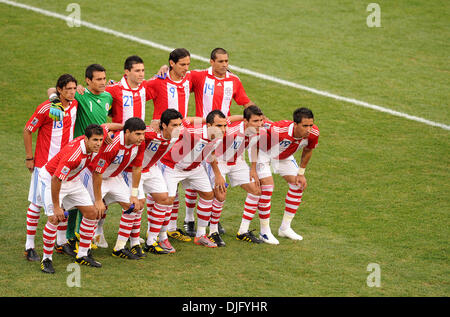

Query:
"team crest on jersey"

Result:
[[98, 159, 106, 167], [105, 103, 110, 111], [225, 87, 233, 97], [31, 118, 39, 126], [61, 166, 70, 175]]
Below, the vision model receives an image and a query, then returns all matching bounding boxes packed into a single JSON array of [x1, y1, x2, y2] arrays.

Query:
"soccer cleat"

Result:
[[75, 255, 102, 268], [93, 233, 108, 248], [183, 221, 196, 237], [66, 237, 79, 255], [159, 239, 176, 253], [194, 235, 217, 248], [40, 258, 55, 274], [130, 245, 147, 258], [259, 232, 280, 245], [236, 230, 263, 244], [208, 232, 226, 247], [167, 228, 192, 242], [218, 222, 226, 235], [112, 247, 141, 260], [55, 242, 77, 258], [278, 227, 303, 241], [143, 241, 170, 254], [25, 248, 40, 262]]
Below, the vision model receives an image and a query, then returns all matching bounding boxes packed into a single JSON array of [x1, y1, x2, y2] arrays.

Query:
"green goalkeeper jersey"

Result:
[[73, 88, 113, 137]]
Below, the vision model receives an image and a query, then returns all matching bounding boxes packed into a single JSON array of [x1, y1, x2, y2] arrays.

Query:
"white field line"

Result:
[[2, 0, 449, 131]]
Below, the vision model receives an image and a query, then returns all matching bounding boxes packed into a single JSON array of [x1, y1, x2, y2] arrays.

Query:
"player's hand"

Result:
[[25, 158, 35, 173], [214, 175, 227, 193], [129, 196, 140, 212], [149, 120, 160, 132], [107, 79, 115, 85], [249, 169, 260, 189], [295, 175, 307, 190], [94, 199, 106, 219], [156, 65, 169, 79], [76, 84, 85, 95], [104, 131, 114, 145], [49, 99, 64, 122], [54, 206, 66, 223]]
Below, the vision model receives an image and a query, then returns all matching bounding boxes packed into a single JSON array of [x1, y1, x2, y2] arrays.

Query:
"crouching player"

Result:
[[38, 124, 105, 273]]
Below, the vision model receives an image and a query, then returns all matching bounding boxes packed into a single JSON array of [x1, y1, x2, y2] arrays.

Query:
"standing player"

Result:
[[48, 64, 114, 252], [38, 124, 105, 273], [23, 74, 78, 261], [143, 48, 193, 242], [87, 117, 146, 260], [252, 107, 319, 243]]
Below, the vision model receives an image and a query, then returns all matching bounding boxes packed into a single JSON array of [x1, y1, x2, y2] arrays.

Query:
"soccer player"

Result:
[[48, 64, 114, 251], [159, 110, 237, 247], [86, 117, 146, 260], [205, 105, 267, 246], [252, 107, 319, 243], [38, 124, 105, 273], [23, 74, 78, 261]]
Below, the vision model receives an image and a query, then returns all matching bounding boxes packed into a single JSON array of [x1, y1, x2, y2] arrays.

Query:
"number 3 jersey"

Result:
[[25, 99, 78, 168], [88, 130, 145, 178]]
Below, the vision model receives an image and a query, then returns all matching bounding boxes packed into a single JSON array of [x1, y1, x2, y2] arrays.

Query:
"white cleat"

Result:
[[93, 233, 109, 248], [259, 232, 280, 245], [139, 237, 145, 244], [278, 227, 303, 241]]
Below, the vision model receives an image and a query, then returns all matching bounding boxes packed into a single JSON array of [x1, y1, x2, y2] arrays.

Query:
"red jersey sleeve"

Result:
[[233, 78, 250, 106], [25, 102, 51, 133], [306, 125, 320, 149], [143, 78, 158, 101]]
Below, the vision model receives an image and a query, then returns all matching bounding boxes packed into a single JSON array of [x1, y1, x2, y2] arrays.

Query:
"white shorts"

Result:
[[38, 168, 93, 217], [256, 155, 299, 179], [123, 165, 168, 199], [84, 170, 131, 206], [205, 159, 251, 188], [160, 163, 213, 197], [28, 167, 42, 206]]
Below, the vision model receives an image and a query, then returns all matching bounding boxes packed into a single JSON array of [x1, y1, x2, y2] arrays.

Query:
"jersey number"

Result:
[[53, 121, 63, 129], [112, 154, 124, 164], [147, 142, 159, 152], [123, 96, 133, 107]]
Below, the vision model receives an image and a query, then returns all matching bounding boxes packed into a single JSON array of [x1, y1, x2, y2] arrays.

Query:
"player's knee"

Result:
[[199, 191, 214, 201]]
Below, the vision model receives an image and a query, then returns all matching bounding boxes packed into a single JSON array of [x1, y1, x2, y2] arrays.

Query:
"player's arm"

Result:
[[23, 128, 34, 172], [227, 115, 244, 123], [51, 176, 66, 222], [92, 171, 106, 218], [130, 166, 142, 211], [247, 136, 260, 188], [295, 147, 314, 189], [209, 157, 227, 194]]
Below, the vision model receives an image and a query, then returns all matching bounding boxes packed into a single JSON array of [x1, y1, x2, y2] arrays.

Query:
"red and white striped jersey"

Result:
[[44, 136, 95, 182], [137, 126, 180, 173], [106, 76, 152, 124], [191, 67, 250, 118], [89, 130, 145, 178], [215, 120, 257, 165], [160, 120, 220, 171], [25, 99, 78, 168], [144, 72, 192, 120], [259, 120, 319, 160]]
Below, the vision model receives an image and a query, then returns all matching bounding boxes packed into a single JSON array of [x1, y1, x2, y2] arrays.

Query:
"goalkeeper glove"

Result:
[[49, 95, 64, 121]]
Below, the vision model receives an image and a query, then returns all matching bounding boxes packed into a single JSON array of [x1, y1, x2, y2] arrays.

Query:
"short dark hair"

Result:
[[84, 124, 104, 138], [169, 48, 190, 70], [56, 74, 77, 96], [243, 105, 264, 121], [123, 117, 146, 133], [206, 110, 226, 125], [124, 55, 144, 71], [293, 107, 314, 123], [210, 47, 228, 61], [160, 109, 183, 130], [85, 64, 106, 80]]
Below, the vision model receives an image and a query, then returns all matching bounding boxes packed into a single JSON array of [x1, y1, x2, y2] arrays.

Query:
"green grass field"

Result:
[[0, 0, 448, 298]]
